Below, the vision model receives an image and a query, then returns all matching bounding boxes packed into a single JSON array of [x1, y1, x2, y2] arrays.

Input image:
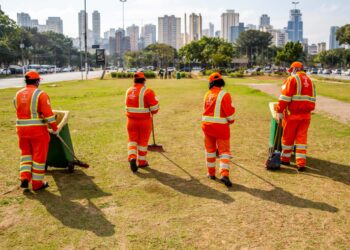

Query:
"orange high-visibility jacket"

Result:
[[125, 83, 159, 119], [202, 86, 235, 139], [276, 72, 316, 120], [14, 85, 58, 137]]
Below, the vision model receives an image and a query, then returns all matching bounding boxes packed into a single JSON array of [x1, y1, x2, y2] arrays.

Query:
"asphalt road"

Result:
[[0, 71, 103, 89]]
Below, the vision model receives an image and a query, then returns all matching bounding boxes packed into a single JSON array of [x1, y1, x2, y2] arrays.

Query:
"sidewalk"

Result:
[[249, 84, 350, 124]]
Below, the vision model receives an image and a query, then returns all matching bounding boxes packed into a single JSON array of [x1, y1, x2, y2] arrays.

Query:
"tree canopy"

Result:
[[336, 24, 350, 45], [275, 42, 305, 66], [179, 37, 235, 67]]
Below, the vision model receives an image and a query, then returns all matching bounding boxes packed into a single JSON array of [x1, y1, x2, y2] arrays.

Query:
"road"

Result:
[[0, 71, 103, 89]]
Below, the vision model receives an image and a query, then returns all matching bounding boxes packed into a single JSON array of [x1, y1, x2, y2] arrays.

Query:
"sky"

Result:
[[0, 0, 349, 44]]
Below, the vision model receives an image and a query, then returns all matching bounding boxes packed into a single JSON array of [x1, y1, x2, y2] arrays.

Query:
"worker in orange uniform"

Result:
[[125, 72, 159, 172], [275, 61, 316, 171], [14, 71, 58, 190], [202, 72, 235, 187]]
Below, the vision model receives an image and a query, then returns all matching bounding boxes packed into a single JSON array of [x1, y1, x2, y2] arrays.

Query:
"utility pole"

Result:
[[120, 0, 127, 31], [84, 0, 88, 80]]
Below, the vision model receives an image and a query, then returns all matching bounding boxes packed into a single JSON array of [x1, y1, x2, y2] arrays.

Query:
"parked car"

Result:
[[0, 68, 11, 75], [317, 68, 324, 74], [322, 69, 332, 75], [180, 67, 192, 72], [309, 68, 318, 74], [145, 66, 155, 71], [332, 69, 342, 75], [127, 68, 137, 73], [342, 69, 350, 76]]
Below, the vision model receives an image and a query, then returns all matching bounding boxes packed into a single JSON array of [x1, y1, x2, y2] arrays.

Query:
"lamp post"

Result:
[[292, 1, 299, 10], [84, 0, 88, 80], [120, 0, 127, 31], [20, 42, 25, 76]]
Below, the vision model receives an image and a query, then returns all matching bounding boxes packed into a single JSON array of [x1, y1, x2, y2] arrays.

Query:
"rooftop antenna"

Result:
[[292, 1, 299, 10]]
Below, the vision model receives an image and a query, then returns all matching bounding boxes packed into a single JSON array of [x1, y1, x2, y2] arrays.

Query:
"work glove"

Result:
[[275, 113, 284, 123], [49, 129, 59, 135]]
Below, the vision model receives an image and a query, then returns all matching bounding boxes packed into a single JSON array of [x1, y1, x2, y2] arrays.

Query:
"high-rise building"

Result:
[[17, 12, 32, 27], [92, 11, 101, 44], [270, 29, 288, 47], [317, 42, 327, 53], [109, 37, 116, 56], [126, 24, 139, 51], [209, 22, 214, 37], [46, 17, 63, 34], [158, 15, 181, 50], [215, 31, 220, 37], [78, 10, 88, 40], [221, 10, 239, 42], [189, 13, 202, 41], [329, 26, 340, 50], [245, 24, 257, 30], [287, 8, 303, 42], [141, 24, 157, 47], [259, 14, 271, 29], [308, 44, 318, 55], [230, 22, 245, 43]]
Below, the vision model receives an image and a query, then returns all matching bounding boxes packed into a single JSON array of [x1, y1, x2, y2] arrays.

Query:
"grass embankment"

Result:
[[231, 75, 350, 103], [0, 77, 349, 249]]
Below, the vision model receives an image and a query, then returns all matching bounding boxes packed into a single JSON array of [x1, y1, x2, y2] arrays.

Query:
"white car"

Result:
[[343, 69, 350, 76], [1, 68, 11, 74]]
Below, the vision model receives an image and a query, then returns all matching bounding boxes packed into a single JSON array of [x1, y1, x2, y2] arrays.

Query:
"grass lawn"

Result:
[[231, 75, 350, 103], [0, 76, 349, 249]]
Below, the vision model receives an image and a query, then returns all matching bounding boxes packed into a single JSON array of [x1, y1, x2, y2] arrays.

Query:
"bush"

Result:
[[229, 71, 244, 78], [203, 69, 215, 76], [110, 71, 156, 79], [110, 72, 117, 78], [251, 71, 264, 76]]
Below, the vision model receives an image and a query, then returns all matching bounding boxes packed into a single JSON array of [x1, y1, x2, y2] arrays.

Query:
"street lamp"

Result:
[[292, 1, 299, 10], [84, 0, 88, 79], [20, 43, 25, 76], [120, 0, 127, 31]]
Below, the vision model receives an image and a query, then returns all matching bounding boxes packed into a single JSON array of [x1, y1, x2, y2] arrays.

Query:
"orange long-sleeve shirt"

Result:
[[125, 83, 159, 119], [14, 85, 57, 137], [202, 86, 235, 139], [276, 72, 316, 120]]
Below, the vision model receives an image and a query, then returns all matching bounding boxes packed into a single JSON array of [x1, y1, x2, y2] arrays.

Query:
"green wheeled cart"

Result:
[[46, 110, 89, 173], [265, 102, 283, 170]]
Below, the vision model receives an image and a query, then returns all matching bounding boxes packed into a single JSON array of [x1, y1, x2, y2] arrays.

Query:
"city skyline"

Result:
[[1, 0, 349, 45]]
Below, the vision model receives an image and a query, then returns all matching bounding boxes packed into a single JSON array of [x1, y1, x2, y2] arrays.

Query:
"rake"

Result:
[[148, 113, 165, 152]]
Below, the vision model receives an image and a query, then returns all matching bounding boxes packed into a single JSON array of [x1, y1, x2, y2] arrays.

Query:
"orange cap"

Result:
[[134, 72, 145, 80], [288, 61, 303, 73], [209, 72, 222, 83], [25, 71, 41, 80]]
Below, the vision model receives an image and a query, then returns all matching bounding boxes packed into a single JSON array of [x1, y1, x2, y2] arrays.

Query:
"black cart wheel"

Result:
[[68, 162, 75, 173]]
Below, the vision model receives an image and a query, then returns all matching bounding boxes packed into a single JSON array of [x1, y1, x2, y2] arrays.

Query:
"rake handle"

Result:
[[150, 112, 156, 145]]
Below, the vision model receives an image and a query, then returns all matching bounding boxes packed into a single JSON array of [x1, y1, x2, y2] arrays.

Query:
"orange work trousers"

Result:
[[18, 133, 50, 190], [204, 134, 231, 177], [127, 117, 152, 166], [281, 118, 310, 167]]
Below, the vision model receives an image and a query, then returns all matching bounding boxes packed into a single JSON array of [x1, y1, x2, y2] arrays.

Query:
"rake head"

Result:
[[73, 160, 90, 169], [148, 144, 165, 152]]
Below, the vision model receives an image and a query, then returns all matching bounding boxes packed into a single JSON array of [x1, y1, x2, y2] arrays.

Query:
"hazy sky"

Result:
[[1, 0, 349, 44]]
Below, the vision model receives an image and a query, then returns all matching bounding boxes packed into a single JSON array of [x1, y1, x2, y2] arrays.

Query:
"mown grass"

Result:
[[0, 77, 349, 249]]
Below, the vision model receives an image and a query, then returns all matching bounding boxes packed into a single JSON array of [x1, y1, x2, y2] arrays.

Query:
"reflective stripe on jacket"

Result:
[[15, 85, 57, 137], [276, 72, 316, 119], [201, 86, 235, 139], [125, 83, 159, 119]]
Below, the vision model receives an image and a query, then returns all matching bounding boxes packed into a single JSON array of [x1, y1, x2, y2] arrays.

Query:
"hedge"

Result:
[[111, 71, 156, 79]]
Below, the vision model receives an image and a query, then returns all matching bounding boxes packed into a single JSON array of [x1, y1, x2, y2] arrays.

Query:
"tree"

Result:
[[235, 30, 273, 66], [275, 42, 305, 66], [336, 24, 350, 45], [179, 37, 235, 67], [144, 43, 177, 68], [0, 10, 21, 67]]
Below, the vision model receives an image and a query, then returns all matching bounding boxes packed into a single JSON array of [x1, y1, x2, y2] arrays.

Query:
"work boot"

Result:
[[207, 174, 216, 180], [33, 182, 49, 191], [20, 179, 29, 189], [129, 159, 138, 172], [220, 176, 233, 187], [297, 166, 306, 172]]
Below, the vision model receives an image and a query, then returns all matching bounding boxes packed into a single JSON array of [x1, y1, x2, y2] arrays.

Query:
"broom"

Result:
[[148, 112, 165, 152]]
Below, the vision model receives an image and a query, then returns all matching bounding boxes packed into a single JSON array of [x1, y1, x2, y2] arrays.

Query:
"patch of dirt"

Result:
[[249, 84, 350, 124]]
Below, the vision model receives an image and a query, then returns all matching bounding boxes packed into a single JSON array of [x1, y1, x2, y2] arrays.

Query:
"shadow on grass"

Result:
[[24, 170, 115, 237], [232, 160, 338, 213], [136, 167, 234, 204], [230, 184, 338, 213], [307, 157, 350, 186]]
